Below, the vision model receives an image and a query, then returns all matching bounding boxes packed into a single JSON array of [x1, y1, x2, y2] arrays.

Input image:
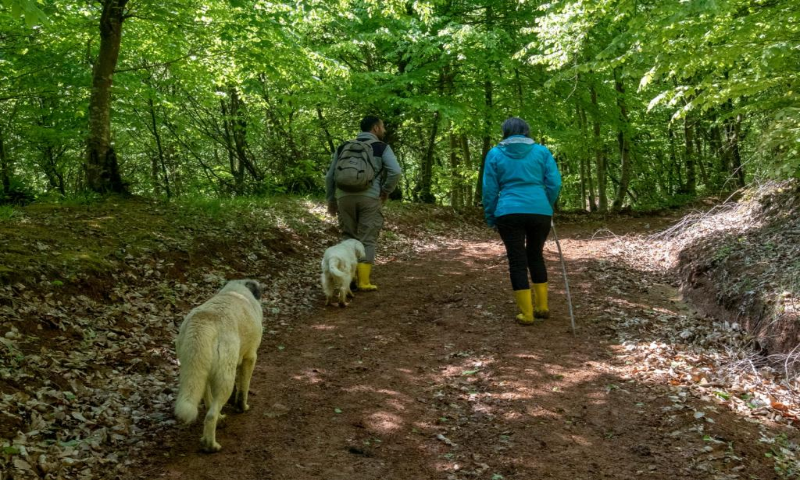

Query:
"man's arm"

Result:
[[380, 145, 402, 198]]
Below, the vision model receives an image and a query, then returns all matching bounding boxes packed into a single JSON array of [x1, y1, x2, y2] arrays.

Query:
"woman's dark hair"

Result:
[[501, 117, 530, 139], [360, 116, 383, 132]]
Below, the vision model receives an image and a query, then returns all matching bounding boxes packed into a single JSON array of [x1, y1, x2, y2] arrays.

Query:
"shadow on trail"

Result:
[[134, 227, 787, 480]]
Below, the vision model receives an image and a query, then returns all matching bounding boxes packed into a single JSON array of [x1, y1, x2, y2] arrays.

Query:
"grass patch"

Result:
[[0, 194, 488, 292], [57, 192, 104, 207], [0, 205, 19, 220], [178, 195, 289, 218]]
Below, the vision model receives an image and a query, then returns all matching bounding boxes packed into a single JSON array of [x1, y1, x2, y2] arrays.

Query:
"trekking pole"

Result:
[[551, 219, 576, 335]]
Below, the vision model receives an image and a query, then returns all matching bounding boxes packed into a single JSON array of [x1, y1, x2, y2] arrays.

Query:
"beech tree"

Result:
[[0, 0, 797, 205]]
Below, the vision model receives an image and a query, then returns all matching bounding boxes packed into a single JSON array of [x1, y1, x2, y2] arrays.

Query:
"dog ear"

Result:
[[243, 280, 263, 300]]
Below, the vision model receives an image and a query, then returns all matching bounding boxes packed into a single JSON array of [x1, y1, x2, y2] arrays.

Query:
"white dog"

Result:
[[321, 238, 365, 307], [174, 279, 263, 452]]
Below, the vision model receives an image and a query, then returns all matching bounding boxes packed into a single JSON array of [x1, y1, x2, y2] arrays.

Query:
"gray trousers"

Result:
[[337, 195, 384, 263]]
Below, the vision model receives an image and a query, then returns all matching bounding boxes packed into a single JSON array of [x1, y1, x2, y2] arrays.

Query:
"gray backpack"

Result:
[[334, 139, 379, 193]]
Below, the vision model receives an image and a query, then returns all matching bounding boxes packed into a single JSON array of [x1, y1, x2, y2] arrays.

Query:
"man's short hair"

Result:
[[501, 117, 531, 139], [360, 116, 382, 133]]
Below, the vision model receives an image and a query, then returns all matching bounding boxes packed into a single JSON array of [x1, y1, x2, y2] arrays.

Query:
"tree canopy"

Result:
[[1, 0, 798, 209]]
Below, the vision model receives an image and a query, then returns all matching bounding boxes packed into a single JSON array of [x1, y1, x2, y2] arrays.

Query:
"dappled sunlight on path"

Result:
[[135, 220, 795, 480]]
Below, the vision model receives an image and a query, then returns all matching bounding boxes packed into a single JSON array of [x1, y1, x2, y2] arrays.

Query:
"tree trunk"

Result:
[[0, 126, 9, 194], [607, 169, 639, 204], [576, 105, 586, 210], [514, 68, 524, 111], [460, 134, 473, 204], [420, 111, 440, 204], [148, 98, 171, 198], [449, 132, 461, 208], [42, 146, 66, 196], [166, 145, 181, 196], [316, 106, 335, 154], [577, 103, 596, 211], [590, 84, 607, 212], [229, 88, 261, 182], [579, 156, 588, 211], [151, 154, 161, 197], [710, 124, 728, 188], [682, 116, 697, 194], [220, 98, 244, 193], [612, 68, 632, 211], [726, 114, 745, 187], [85, 0, 129, 194], [475, 78, 493, 205], [654, 149, 670, 195], [221, 88, 261, 194], [695, 132, 710, 188], [668, 125, 682, 193]]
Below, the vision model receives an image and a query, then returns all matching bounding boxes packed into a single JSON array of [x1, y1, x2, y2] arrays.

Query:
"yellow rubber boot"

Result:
[[356, 263, 378, 291], [513, 289, 534, 325], [533, 282, 549, 319]]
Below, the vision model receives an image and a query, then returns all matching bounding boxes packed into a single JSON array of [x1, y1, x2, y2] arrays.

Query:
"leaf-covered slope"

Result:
[[0, 196, 485, 479]]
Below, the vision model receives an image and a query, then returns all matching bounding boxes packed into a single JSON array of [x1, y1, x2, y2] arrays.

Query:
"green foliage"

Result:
[[56, 192, 103, 207], [0, 204, 19, 219], [759, 108, 800, 179], [178, 196, 259, 219], [0, 0, 797, 211], [0, 178, 36, 205], [764, 433, 800, 478], [0, 0, 47, 27]]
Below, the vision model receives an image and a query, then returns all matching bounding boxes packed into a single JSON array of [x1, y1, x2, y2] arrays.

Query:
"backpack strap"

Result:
[[361, 138, 385, 176]]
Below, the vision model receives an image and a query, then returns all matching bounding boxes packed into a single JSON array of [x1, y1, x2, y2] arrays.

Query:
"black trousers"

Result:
[[496, 213, 551, 291]]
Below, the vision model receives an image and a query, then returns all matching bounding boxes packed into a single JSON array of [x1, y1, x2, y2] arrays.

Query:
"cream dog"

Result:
[[321, 238, 365, 307], [174, 279, 263, 452]]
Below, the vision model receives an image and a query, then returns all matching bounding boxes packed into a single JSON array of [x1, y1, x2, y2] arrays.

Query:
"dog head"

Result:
[[220, 279, 263, 300], [242, 279, 263, 300], [343, 238, 366, 259]]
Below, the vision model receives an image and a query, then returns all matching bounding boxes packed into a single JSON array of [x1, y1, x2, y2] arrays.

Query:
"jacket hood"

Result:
[[356, 132, 381, 142], [498, 135, 535, 159]]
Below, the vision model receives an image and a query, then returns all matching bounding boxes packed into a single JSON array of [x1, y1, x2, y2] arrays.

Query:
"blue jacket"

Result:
[[482, 135, 562, 227]]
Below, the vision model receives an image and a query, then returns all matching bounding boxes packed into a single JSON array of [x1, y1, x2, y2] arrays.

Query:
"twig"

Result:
[[591, 228, 620, 241], [785, 342, 800, 381]]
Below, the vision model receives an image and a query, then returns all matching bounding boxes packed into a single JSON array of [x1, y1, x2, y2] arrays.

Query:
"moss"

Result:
[[0, 264, 16, 284], [64, 252, 118, 273]]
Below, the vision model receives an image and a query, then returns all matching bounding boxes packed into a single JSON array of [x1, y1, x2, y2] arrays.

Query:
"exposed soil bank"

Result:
[[671, 182, 800, 358]]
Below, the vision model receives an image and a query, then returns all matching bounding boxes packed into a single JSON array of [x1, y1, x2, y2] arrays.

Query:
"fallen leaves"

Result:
[[579, 185, 800, 477], [1, 199, 490, 479]]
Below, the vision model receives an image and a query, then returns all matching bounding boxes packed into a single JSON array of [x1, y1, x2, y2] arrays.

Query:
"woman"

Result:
[[482, 117, 562, 324]]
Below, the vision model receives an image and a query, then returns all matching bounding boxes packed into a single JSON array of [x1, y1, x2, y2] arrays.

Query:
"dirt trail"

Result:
[[135, 221, 788, 480]]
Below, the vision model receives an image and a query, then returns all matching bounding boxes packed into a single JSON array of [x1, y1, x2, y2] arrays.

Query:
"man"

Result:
[[326, 116, 402, 291]]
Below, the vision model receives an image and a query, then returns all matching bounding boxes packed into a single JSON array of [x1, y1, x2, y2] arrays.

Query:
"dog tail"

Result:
[[174, 316, 215, 424], [328, 258, 348, 283]]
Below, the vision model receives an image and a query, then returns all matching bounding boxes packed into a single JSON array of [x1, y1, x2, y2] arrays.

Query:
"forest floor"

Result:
[[1, 198, 799, 479]]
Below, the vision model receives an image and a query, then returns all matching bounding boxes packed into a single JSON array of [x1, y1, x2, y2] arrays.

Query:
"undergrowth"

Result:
[[0, 205, 19, 220]]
